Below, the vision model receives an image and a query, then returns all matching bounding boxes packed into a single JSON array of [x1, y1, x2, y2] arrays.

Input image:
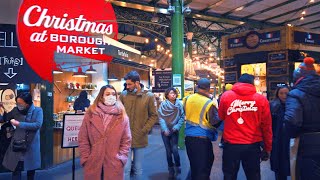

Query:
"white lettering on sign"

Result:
[[0, 31, 18, 48], [56, 45, 105, 55], [0, 56, 24, 66], [305, 38, 315, 44], [227, 99, 258, 115], [23, 5, 113, 35], [118, 50, 128, 58]]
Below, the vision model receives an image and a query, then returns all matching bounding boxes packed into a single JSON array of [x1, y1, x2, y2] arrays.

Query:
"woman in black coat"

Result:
[[73, 91, 90, 112], [269, 85, 290, 180]]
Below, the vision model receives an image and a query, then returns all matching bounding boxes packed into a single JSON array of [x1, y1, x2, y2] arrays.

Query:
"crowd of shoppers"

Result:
[[1, 56, 320, 180]]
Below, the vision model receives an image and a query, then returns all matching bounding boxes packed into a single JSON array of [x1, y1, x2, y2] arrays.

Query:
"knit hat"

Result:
[[197, 78, 211, 90], [238, 73, 254, 85], [293, 57, 316, 81], [225, 84, 233, 91]]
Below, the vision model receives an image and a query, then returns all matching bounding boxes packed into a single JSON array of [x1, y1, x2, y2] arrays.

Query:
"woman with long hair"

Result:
[[158, 87, 185, 178], [78, 85, 131, 180], [270, 85, 291, 180]]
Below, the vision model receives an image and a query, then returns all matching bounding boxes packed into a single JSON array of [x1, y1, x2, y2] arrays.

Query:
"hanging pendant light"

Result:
[[107, 74, 118, 81], [53, 64, 63, 74], [73, 67, 87, 77], [86, 65, 97, 74]]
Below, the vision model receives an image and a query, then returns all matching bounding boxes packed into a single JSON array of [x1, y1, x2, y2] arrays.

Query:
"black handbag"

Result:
[[12, 131, 29, 152]]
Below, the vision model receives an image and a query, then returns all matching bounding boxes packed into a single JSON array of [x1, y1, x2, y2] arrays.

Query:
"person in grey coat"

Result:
[[0, 92, 43, 180]]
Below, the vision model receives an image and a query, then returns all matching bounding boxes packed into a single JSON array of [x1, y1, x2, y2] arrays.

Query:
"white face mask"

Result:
[[104, 95, 117, 106]]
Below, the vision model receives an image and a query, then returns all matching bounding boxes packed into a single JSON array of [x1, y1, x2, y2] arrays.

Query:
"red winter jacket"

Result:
[[218, 83, 272, 152]]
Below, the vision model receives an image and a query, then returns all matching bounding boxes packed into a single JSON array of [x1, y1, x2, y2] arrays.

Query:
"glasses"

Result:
[[104, 92, 116, 96]]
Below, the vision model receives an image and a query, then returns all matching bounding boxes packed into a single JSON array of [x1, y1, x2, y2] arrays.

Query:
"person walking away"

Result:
[[0, 92, 43, 180], [184, 78, 220, 180], [120, 71, 158, 180], [284, 57, 320, 180], [158, 87, 185, 178], [218, 74, 272, 180], [217, 83, 233, 148], [269, 85, 291, 180], [78, 85, 131, 180], [73, 91, 90, 112]]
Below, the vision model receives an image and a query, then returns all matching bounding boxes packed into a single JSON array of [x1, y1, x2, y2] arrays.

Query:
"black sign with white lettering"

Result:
[[294, 31, 320, 45], [268, 52, 286, 62], [225, 72, 237, 83], [228, 30, 281, 49], [224, 59, 236, 68], [152, 70, 172, 93], [0, 24, 42, 83]]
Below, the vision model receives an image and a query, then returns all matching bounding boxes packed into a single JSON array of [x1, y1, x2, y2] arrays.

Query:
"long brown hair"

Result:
[[88, 85, 127, 117]]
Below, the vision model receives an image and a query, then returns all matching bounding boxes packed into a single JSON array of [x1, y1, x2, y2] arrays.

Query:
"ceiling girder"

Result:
[[263, 1, 320, 22], [244, 0, 298, 19], [283, 11, 320, 24], [199, 0, 224, 13], [222, 0, 263, 17]]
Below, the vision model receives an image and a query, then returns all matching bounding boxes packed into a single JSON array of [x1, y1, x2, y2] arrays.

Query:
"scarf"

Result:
[[158, 100, 182, 129], [96, 102, 121, 130]]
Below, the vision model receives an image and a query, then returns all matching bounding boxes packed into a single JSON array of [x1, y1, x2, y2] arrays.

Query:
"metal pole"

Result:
[[72, 147, 75, 180], [171, 0, 185, 149]]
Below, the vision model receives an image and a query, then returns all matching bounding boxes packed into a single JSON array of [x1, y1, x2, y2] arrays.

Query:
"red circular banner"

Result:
[[17, 0, 118, 82]]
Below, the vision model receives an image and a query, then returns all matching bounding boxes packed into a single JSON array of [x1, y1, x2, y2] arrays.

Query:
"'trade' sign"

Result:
[[17, 0, 118, 82]]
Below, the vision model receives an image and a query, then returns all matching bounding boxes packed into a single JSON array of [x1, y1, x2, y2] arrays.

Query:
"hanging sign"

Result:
[[61, 113, 85, 148], [0, 89, 16, 113], [17, 0, 118, 82], [294, 31, 320, 45], [152, 70, 172, 93], [0, 24, 42, 84], [228, 31, 281, 49]]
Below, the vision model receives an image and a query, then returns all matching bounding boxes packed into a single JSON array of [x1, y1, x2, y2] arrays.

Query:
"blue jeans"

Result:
[[161, 131, 181, 168], [124, 148, 145, 180]]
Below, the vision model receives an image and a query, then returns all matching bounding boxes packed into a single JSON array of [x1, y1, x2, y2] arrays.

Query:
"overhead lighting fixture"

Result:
[[287, 24, 293, 27], [53, 64, 63, 74], [86, 65, 97, 74], [301, 10, 306, 15], [137, 31, 141, 36], [0, 83, 9, 86], [145, 38, 149, 43], [73, 67, 87, 78], [310, 0, 314, 3], [155, 38, 159, 42], [108, 74, 118, 81], [300, 17, 304, 20]]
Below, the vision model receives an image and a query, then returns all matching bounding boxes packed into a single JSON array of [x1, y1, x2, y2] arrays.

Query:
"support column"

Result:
[[171, 0, 185, 149], [40, 81, 54, 169]]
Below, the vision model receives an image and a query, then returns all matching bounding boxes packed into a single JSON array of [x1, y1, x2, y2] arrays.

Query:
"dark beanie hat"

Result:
[[293, 57, 316, 81], [197, 78, 211, 90], [238, 73, 254, 85]]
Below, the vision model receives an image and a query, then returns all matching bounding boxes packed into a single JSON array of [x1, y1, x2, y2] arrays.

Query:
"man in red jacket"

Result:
[[218, 73, 272, 180]]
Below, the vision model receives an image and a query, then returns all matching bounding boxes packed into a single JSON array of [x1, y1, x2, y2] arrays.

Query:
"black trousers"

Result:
[[12, 161, 35, 180], [222, 143, 261, 180], [185, 136, 214, 180]]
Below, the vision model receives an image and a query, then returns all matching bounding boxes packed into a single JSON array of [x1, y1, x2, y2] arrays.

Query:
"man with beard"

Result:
[[120, 70, 158, 180]]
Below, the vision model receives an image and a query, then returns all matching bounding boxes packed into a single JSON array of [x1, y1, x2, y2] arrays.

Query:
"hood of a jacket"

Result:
[[295, 74, 320, 97], [232, 82, 257, 96]]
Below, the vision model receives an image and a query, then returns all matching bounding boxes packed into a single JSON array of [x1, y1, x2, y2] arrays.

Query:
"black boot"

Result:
[[168, 167, 175, 179]]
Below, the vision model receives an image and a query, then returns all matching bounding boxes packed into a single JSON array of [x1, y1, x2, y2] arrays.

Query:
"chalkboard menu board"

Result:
[[268, 67, 288, 76], [225, 71, 237, 83], [268, 52, 286, 62], [224, 59, 236, 68], [269, 81, 286, 91]]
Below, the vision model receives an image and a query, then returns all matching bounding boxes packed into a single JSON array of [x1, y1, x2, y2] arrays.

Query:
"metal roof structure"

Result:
[[110, 0, 320, 69]]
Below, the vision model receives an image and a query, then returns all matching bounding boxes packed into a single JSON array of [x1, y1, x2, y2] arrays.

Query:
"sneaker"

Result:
[[168, 167, 175, 179], [174, 166, 181, 176]]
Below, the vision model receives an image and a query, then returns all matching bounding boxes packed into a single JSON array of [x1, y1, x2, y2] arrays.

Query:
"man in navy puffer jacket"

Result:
[[284, 57, 320, 180]]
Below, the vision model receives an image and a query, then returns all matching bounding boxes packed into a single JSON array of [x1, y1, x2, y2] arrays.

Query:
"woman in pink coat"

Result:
[[78, 85, 131, 180]]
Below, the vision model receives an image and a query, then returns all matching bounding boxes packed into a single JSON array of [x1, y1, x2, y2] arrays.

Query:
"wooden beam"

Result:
[[199, 0, 224, 13]]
